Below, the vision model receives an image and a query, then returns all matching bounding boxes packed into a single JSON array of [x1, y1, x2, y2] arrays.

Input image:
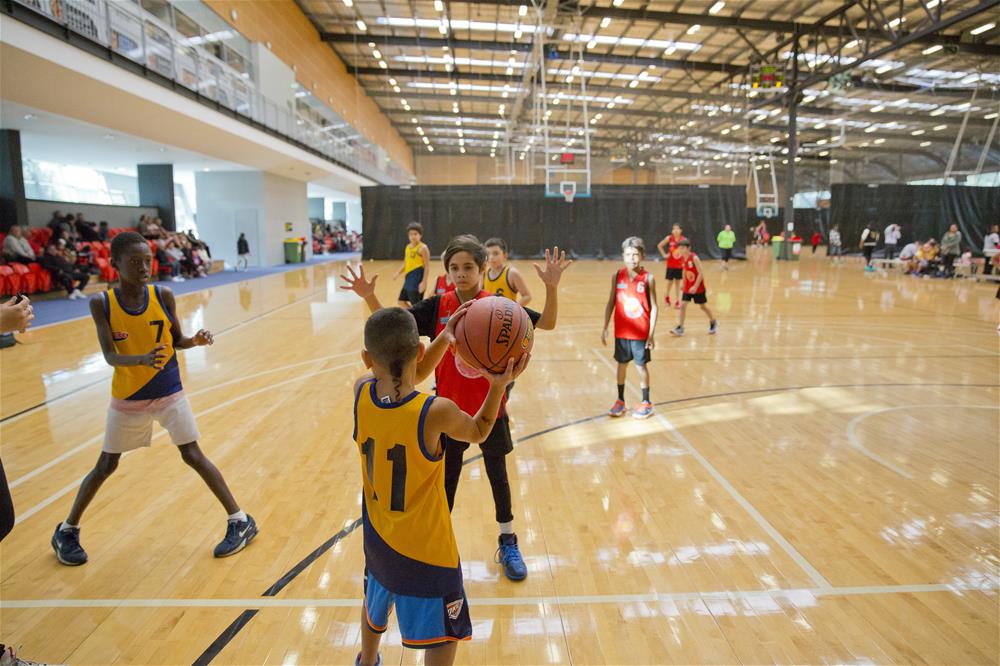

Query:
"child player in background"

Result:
[[670, 239, 718, 337], [602, 237, 657, 420], [656, 224, 686, 309], [483, 238, 532, 307], [395, 222, 430, 308]]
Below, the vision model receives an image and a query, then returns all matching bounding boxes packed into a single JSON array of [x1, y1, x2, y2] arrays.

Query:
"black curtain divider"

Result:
[[362, 184, 746, 261], [830, 184, 1000, 255], [744, 208, 831, 237]]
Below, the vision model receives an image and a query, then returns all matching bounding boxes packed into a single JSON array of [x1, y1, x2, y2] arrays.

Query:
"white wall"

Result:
[[264, 172, 310, 264], [346, 201, 362, 233]]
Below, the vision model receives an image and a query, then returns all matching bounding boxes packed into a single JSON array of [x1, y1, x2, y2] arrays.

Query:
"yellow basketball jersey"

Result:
[[104, 285, 182, 401], [483, 264, 516, 300], [354, 378, 462, 596], [403, 242, 427, 275]]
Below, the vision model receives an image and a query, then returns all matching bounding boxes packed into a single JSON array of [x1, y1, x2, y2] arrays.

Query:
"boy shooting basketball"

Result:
[[342, 236, 571, 582], [353, 306, 528, 666], [51, 232, 255, 566], [670, 239, 718, 336], [395, 222, 430, 308], [602, 237, 658, 419], [656, 224, 686, 308], [483, 238, 532, 306]]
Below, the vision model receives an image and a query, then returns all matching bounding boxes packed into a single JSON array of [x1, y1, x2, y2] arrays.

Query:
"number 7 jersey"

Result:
[[354, 379, 463, 597], [104, 285, 182, 401]]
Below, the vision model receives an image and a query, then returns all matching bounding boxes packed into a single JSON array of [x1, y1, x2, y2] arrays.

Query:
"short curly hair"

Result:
[[110, 231, 149, 262]]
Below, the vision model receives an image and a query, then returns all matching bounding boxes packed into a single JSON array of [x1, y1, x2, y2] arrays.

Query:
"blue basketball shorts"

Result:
[[363, 570, 472, 649]]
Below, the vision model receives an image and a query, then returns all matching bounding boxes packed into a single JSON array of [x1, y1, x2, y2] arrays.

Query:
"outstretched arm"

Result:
[[508, 266, 532, 308], [340, 264, 384, 313], [532, 246, 573, 331]]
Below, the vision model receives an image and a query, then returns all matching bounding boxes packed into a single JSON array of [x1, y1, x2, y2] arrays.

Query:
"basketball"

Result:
[[453, 296, 534, 374]]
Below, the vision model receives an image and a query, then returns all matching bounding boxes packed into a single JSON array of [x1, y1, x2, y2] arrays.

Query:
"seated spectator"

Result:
[[915, 240, 940, 276], [137, 215, 164, 239], [41, 239, 89, 299], [900, 239, 921, 273], [156, 239, 183, 282], [75, 213, 100, 241], [98, 221, 109, 241], [2, 225, 37, 263]]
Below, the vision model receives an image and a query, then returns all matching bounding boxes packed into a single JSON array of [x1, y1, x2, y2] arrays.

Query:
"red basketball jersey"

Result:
[[434, 290, 506, 418], [434, 274, 455, 295], [666, 235, 686, 269], [613, 267, 651, 341], [682, 254, 706, 294]]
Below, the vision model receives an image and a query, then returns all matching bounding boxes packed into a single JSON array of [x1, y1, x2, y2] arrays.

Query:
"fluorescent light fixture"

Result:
[[378, 60, 388, 69], [721, 128, 730, 135], [686, 24, 701, 35], [970, 22, 995, 35], [514, 30, 522, 39], [876, 64, 893, 74], [663, 46, 677, 56], [709, 1, 725, 14], [911, 129, 925, 135], [427, 146, 433, 152], [802, 95, 816, 104], [587, 39, 597, 49], [628, 80, 639, 88], [815, 122, 826, 129], [986, 112, 999, 120], [612, 0, 624, 5], [818, 151, 829, 156], [600, 17, 611, 28], [874, 138, 885, 144], [434, 0, 443, 9], [864, 125, 878, 133], [886, 17, 904, 28], [844, 39, 859, 49], [376, 17, 538, 33], [342, 0, 352, 6], [389, 78, 397, 86], [930, 108, 946, 116], [372, 49, 382, 59], [422, 136, 429, 144], [356, 19, 367, 31], [926, 0, 941, 7], [922, 44, 943, 55], [439, 21, 448, 34], [933, 124, 947, 130], [563, 34, 699, 51], [393, 85, 400, 92], [870, 104, 885, 112], [920, 141, 932, 147], [731, 124, 740, 130]]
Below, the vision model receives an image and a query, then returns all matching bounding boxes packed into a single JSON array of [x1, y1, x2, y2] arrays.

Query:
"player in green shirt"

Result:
[[717, 225, 736, 271]]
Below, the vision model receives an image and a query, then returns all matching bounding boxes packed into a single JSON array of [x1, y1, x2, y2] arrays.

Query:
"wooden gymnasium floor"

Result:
[[1, 250, 998, 665]]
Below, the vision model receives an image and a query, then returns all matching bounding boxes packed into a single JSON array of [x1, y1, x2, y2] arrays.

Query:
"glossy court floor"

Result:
[[1, 250, 997, 665]]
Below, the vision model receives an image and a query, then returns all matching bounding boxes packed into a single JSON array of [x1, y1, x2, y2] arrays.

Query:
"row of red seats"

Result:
[[0, 263, 52, 295]]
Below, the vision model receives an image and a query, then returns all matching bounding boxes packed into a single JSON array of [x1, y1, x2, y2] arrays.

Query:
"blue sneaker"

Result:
[[608, 400, 627, 417], [496, 533, 528, 581], [214, 514, 258, 558], [632, 401, 654, 419], [51, 523, 87, 566], [355, 652, 382, 666]]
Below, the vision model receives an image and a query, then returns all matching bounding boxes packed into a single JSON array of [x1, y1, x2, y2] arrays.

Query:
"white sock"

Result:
[[498, 521, 514, 536], [60, 521, 78, 531], [228, 510, 247, 523]]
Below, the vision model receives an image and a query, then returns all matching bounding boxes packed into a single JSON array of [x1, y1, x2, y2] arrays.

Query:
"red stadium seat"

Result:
[[28, 263, 52, 292], [0, 266, 20, 296], [95, 257, 118, 283], [10, 263, 36, 294]]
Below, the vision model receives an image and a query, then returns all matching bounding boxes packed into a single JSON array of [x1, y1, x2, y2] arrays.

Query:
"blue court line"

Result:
[[25, 253, 358, 328], [192, 380, 1000, 664]]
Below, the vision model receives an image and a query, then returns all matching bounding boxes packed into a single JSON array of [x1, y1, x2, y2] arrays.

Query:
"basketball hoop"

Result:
[[560, 181, 577, 203]]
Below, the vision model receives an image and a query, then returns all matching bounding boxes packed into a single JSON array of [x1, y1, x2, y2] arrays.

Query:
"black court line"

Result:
[[0, 283, 328, 424], [193, 380, 999, 664]]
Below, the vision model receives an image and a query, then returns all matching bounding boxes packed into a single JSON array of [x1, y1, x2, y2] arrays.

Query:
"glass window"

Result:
[[140, 0, 170, 23], [173, 7, 201, 39]]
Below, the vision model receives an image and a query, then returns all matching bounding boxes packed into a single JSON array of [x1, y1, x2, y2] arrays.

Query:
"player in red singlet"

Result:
[[602, 237, 658, 419], [670, 239, 717, 336], [656, 224, 686, 309], [434, 273, 455, 295]]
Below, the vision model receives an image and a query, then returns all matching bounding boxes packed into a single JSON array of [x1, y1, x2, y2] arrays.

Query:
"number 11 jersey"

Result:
[[104, 285, 182, 401], [354, 379, 463, 597]]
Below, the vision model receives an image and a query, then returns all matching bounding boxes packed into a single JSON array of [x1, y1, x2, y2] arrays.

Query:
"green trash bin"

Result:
[[284, 239, 303, 264], [771, 236, 783, 259]]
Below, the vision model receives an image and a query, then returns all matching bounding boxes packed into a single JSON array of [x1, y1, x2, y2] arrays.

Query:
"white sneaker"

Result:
[[171, 276, 185, 282]]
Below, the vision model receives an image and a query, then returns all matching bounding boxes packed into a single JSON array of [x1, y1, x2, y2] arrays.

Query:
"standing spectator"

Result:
[[61, 214, 78, 244], [884, 223, 901, 260], [75, 213, 100, 242], [237, 233, 250, 271], [860, 223, 879, 271], [983, 224, 999, 275], [47, 210, 65, 240], [940, 224, 962, 277], [2, 225, 37, 263], [716, 224, 736, 270], [828, 225, 842, 263], [810, 230, 822, 254], [98, 221, 110, 241], [41, 240, 89, 299]]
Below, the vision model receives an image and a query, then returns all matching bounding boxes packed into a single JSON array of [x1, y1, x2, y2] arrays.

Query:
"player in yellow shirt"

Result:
[[483, 238, 532, 306], [354, 305, 528, 666], [395, 222, 431, 308], [51, 232, 255, 566]]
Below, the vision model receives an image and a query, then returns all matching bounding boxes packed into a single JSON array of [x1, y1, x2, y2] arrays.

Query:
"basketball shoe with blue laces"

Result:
[[496, 533, 528, 581], [214, 514, 258, 557], [51, 523, 87, 566], [608, 400, 627, 417]]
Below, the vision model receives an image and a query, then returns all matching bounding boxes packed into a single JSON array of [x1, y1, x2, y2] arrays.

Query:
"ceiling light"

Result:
[[721, 128, 730, 135], [427, 146, 434, 152], [612, 0, 623, 6], [378, 60, 388, 69], [423, 136, 430, 144], [601, 17, 611, 28], [815, 122, 826, 129], [986, 112, 999, 120], [434, 0, 443, 10], [460, 147, 466, 154], [818, 150, 829, 156], [874, 138, 885, 144], [844, 39, 859, 49], [920, 141, 932, 147], [411, 117, 418, 123], [886, 17, 904, 28], [23, 113, 35, 120], [934, 124, 947, 130], [926, 0, 941, 7], [970, 22, 995, 35], [731, 124, 740, 130], [663, 46, 676, 56], [870, 104, 885, 112], [930, 108, 946, 116], [911, 129, 925, 136], [802, 95, 816, 104], [356, 19, 367, 31], [817, 139, 827, 145], [709, 1, 725, 13], [372, 49, 382, 59], [587, 39, 597, 49], [439, 21, 448, 34], [389, 78, 397, 86], [342, 0, 352, 6], [203, 167, 211, 172], [686, 24, 701, 34], [628, 80, 639, 88], [393, 85, 400, 92], [922, 44, 943, 55], [519, 4, 527, 16], [875, 64, 893, 74], [514, 30, 522, 39], [864, 125, 877, 133], [506, 67, 514, 75]]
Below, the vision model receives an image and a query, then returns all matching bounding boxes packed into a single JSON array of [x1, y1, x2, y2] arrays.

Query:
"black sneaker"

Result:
[[214, 514, 258, 558], [51, 523, 88, 566], [709, 320, 718, 335]]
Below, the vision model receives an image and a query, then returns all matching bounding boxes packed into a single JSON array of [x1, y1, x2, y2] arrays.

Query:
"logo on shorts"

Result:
[[112, 331, 129, 341], [446, 598, 464, 620]]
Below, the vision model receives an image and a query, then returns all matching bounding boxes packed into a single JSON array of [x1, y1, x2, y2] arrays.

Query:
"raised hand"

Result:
[[340, 264, 378, 299], [533, 246, 573, 287]]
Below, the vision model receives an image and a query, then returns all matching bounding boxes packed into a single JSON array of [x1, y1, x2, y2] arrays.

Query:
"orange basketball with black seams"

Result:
[[454, 296, 534, 374]]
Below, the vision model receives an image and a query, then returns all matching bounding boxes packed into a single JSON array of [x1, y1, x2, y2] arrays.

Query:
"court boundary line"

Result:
[[845, 404, 1000, 479], [591, 350, 833, 590], [4, 581, 997, 609]]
